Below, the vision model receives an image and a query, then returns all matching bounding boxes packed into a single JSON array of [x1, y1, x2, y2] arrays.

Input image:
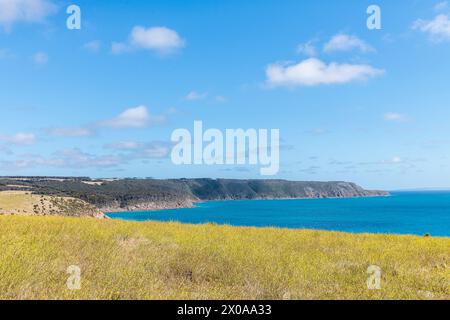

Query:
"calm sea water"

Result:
[[106, 192, 450, 237]]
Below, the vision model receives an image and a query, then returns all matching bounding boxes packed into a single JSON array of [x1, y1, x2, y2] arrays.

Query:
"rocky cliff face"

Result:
[[99, 179, 389, 211], [183, 179, 388, 201]]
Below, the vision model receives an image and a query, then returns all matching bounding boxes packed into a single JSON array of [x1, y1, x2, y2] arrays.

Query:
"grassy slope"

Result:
[[0, 216, 448, 300], [0, 191, 102, 217], [0, 191, 38, 214]]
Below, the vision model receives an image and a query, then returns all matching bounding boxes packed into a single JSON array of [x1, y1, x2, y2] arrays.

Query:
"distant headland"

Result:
[[0, 177, 388, 216]]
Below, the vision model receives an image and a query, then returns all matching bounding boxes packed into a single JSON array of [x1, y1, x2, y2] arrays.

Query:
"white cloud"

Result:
[[296, 40, 317, 56], [112, 26, 185, 55], [265, 58, 384, 87], [101, 105, 165, 129], [105, 140, 173, 158], [324, 33, 374, 53], [32, 51, 48, 65], [105, 140, 141, 150], [382, 156, 403, 164], [0, 132, 36, 145], [53, 148, 124, 168], [0, 141, 172, 170], [47, 127, 94, 137], [185, 91, 208, 101], [413, 14, 450, 41], [0, 0, 57, 31], [131, 26, 185, 53], [45, 107, 169, 137], [83, 40, 101, 53], [135, 141, 172, 158], [434, 1, 448, 11], [384, 112, 408, 122]]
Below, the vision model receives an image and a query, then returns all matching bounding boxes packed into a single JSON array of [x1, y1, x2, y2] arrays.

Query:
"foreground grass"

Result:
[[0, 216, 448, 300]]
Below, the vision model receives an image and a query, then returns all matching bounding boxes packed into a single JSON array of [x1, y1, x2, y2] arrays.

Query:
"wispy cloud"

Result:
[[0, 132, 36, 145], [384, 112, 408, 122], [296, 40, 317, 56], [46, 127, 95, 137], [434, 1, 448, 11], [0, 0, 57, 31], [0, 149, 122, 170], [382, 156, 403, 164], [83, 40, 101, 53], [111, 41, 130, 55], [105, 140, 172, 159], [112, 26, 185, 55], [215, 95, 227, 103], [44, 106, 169, 140], [185, 91, 208, 101], [100, 105, 166, 129], [104, 140, 141, 150], [52, 148, 124, 168], [266, 58, 384, 87], [1, 140, 172, 171], [324, 33, 374, 53], [413, 14, 450, 41], [32, 51, 48, 65]]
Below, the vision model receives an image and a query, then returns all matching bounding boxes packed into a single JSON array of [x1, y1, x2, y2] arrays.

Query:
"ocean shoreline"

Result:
[[104, 191, 450, 237], [103, 193, 391, 215]]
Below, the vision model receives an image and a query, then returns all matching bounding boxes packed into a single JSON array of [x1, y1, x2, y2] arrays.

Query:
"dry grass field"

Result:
[[0, 215, 448, 300], [0, 191, 102, 217]]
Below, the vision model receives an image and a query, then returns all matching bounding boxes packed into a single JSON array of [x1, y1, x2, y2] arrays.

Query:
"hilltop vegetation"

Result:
[[0, 177, 388, 212], [0, 216, 448, 300]]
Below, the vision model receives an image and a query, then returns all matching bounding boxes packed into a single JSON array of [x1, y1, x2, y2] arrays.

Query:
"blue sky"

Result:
[[1, 0, 450, 190]]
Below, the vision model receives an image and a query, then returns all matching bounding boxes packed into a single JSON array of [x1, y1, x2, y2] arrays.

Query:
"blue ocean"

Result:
[[107, 192, 450, 237]]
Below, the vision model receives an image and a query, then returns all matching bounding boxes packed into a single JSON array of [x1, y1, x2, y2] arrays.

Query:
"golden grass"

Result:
[[0, 215, 448, 300], [0, 191, 39, 215], [0, 191, 102, 217]]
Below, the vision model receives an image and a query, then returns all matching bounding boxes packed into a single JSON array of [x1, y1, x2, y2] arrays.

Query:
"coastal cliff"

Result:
[[183, 179, 388, 201], [0, 178, 388, 213]]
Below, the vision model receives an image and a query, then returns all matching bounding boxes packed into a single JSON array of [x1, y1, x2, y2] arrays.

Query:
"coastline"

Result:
[[103, 192, 391, 215], [103, 192, 450, 237], [101, 199, 196, 215]]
